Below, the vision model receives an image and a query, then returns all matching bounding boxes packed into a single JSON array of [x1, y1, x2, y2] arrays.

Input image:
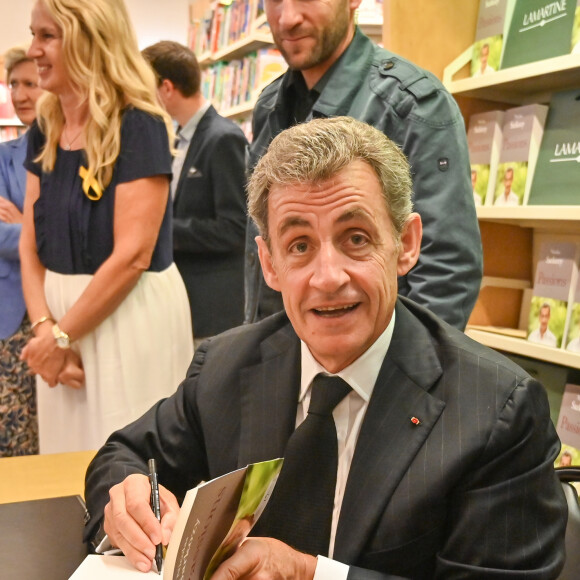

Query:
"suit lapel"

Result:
[[173, 106, 213, 206], [334, 300, 446, 562], [237, 321, 301, 467]]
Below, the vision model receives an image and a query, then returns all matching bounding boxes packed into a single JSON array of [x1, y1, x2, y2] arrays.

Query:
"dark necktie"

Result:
[[252, 374, 352, 556]]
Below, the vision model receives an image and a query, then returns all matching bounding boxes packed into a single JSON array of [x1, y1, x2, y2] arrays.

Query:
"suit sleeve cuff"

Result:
[[314, 555, 349, 580]]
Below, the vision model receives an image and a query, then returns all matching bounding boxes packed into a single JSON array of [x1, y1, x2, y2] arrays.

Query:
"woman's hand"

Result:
[[0, 197, 24, 224], [21, 329, 66, 386], [58, 350, 85, 389]]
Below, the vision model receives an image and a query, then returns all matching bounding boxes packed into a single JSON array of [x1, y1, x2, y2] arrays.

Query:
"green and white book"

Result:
[[572, 0, 580, 53], [500, 0, 576, 69], [471, 0, 509, 77], [527, 89, 580, 206], [527, 241, 578, 349], [467, 110, 504, 206], [493, 104, 548, 207], [564, 274, 580, 353]]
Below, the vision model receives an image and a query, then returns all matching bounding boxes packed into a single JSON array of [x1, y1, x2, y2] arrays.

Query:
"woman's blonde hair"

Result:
[[35, 0, 173, 191]]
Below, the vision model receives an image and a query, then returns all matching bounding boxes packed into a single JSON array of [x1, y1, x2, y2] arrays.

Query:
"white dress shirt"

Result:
[[299, 314, 396, 580], [170, 101, 211, 200]]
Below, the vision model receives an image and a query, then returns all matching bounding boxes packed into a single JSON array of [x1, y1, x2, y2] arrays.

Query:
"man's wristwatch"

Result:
[[52, 323, 71, 349]]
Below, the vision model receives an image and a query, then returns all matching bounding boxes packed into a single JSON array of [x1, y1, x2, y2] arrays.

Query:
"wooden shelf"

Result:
[[200, 30, 274, 66], [476, 206, 580, 232], [220, 99, 255, 119], [480, 276, 531, 290], [444, 51, 580, 105], [220, 74, 285, 119], [466, 328, 580, 370], [0, 118, 23, 127]]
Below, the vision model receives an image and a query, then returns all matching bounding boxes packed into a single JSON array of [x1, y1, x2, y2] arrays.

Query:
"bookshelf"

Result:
[[444, 55, 580, 368], [190, 0, 384, 124], [383, 0, 580, 371], [0, 118, 25, 143]]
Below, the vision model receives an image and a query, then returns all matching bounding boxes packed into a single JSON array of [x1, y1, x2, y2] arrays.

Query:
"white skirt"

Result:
[[37, 263, 194, 454]]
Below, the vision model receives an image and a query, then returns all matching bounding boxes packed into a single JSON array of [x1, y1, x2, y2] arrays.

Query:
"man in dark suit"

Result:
[[142, 41, 248, 344], [84, 117, 566, 579]]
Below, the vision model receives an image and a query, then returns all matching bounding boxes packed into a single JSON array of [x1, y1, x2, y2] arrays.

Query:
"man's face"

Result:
[[265, 0, 357, 75], [539, 306, 550, 333], [8, 60, 44, 126], [480, 44, 489, 68], [504, 169, 513, 194], [257, 160, 420, 372]]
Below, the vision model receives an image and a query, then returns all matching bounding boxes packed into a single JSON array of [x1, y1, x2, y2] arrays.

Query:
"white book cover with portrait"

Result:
[[527, 240, 578, 349]]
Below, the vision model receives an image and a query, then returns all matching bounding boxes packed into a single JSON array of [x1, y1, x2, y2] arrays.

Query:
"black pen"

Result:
[[148, 458, 163, 575]]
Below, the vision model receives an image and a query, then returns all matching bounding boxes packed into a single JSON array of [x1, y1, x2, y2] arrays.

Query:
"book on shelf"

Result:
[[466, 324, 527, 339], [471, 0, 508, 77], [0, 125, 26, 143], [188, 0, 210, 55], [555, 383, 580, 467], [492, 104, 548, 207], [565, 274, 580, 353], [500, 0, 576, 69], [572, 0, 580, 53], [71, 458, 283, 580], [466, 110, 504, 207], [527, 241, 578, 349], [527, 89, 580, 206], [254, 47, 287, 87]]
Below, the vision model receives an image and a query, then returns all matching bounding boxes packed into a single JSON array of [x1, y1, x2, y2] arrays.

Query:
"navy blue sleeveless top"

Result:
[[25, 107, 173, 274]]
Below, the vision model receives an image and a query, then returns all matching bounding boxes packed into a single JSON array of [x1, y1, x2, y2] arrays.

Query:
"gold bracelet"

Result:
[[30, 315, 55, 331]]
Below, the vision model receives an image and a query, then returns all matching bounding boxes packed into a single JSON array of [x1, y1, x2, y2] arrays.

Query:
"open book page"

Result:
[[203, 460, 284, 579], [69, 459, 283, 580], [164, 457, 283, 580]]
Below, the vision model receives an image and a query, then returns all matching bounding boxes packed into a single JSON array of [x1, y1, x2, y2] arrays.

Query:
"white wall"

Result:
[[0, 0, 189, 55]]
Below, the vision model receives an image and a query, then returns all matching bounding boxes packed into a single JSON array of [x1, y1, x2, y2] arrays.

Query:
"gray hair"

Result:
[[4, 46, 32, 79], [247, 116, 413, 243]]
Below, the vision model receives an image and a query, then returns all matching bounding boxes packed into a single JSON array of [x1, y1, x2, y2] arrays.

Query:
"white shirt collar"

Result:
[[177, 100, 211, 144], [300, 310, 396, 403]]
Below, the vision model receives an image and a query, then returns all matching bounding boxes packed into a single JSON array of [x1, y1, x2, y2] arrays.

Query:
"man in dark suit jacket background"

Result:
[[84, 117, 566, 579], [143, 41, 249, 344]]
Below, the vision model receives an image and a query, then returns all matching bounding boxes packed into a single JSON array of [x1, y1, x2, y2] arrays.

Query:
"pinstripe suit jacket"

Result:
[[84, 297, 566, 579]]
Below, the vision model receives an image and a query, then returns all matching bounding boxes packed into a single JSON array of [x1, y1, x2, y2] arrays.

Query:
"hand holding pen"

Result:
[[148, 458, 164, 574]]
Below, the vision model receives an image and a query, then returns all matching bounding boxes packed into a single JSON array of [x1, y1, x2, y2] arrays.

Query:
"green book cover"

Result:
[[471, 0, 508, 76], [500, 0, 576, 69], [572, 0, 580, 52], [527, 89, 580, 206], [565, 274, 580, 352]]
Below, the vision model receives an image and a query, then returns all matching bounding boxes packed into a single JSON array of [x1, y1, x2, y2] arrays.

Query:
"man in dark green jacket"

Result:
[[244, 0, 482, 331]]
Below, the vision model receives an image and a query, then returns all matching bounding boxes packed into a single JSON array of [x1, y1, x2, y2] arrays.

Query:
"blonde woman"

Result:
[[20, 0, 193, 453]]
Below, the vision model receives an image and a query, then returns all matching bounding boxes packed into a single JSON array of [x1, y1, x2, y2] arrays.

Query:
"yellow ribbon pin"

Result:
[[79, 166, 103, 201]]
